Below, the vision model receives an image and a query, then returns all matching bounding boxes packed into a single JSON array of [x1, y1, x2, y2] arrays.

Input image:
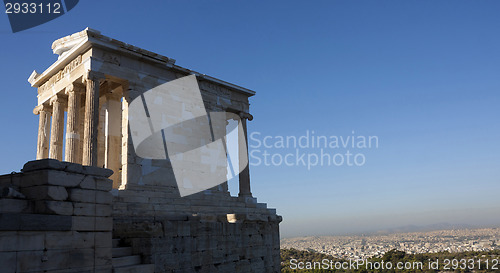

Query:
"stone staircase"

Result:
[[112, 238, 155, 273]]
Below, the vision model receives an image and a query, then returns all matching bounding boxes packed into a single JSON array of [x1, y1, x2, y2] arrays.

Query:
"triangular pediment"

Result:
[[51, 27, 99, 58]]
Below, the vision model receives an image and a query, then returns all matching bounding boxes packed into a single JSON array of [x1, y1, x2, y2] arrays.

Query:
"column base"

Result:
[[238, 195, 256, 204]]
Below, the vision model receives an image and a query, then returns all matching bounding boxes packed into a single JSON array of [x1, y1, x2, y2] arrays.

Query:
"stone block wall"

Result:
[[0, 159, 281, 272], [0, 159, 113, 273], [113, 214, 281, 273], [112, 188, 282, 273]]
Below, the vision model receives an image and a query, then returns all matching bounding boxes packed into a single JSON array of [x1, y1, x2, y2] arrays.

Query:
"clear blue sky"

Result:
[[1, 0, 499, 238]]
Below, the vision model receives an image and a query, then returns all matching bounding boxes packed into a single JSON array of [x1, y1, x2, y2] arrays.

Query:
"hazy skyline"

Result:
[[1, 0, 499, 238]]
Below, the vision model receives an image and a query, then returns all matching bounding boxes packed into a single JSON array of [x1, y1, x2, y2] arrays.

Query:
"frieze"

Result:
[[39, 55, 82, 92], [102, 52, 120, 66], [199, 81, 231, 97]]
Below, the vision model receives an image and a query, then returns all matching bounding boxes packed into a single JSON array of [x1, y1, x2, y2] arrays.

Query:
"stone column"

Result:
[[49, 95, 65, 161], [222, 116, 236, 196], [34, 104, 52, 159], [97, 95, 108, 168], [121, 83, 132, 190], [77, 98, 86, 164], [82, 71, 103, 166], [120, 92, 129, 190], [105, 87, 123, 188], [238, 112, 253, 198], [64, 84, 84, 163]]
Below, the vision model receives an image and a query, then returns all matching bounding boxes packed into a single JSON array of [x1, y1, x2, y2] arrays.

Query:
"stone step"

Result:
[[113, 264, 155, 273], [112, 255, 141, 268], [112, 238, 121, 248], [112, 247, 133, 258]]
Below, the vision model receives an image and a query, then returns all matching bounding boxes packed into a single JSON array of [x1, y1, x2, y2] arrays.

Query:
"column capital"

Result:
[[33, 104, 52, 115], [120, 84, 133, 103], [105, 86, 123, 100], [49, 94, 66, 107], [64, 83, 85, 95], [83, 70, 105, 84], [239, 111, 253, 121]]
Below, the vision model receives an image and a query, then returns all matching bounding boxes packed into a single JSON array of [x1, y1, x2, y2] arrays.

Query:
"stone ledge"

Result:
[[21, 159, 113, 178], [22, 159, 66, 173], [82, 165, 113, 178]]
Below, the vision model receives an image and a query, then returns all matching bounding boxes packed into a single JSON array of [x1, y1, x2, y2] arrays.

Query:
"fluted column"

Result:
[[77, 97, 85, 164], [34, 104, 52, 159], [97, 94, 107, 168], [105, 88, 123, 188], [49, 95, 65, 161], [64, 83, 84, 163], [82, 71, 104, 166], [238, 112, 253, 198], [120, 83, 131, 190], [222, 116, 235, 195]]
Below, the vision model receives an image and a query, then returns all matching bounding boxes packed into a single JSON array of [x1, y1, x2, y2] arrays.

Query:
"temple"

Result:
[[0, 28, 281, 273]]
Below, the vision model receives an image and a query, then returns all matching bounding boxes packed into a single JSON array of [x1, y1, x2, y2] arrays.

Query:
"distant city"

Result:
[[281, 228, 500, 259]]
